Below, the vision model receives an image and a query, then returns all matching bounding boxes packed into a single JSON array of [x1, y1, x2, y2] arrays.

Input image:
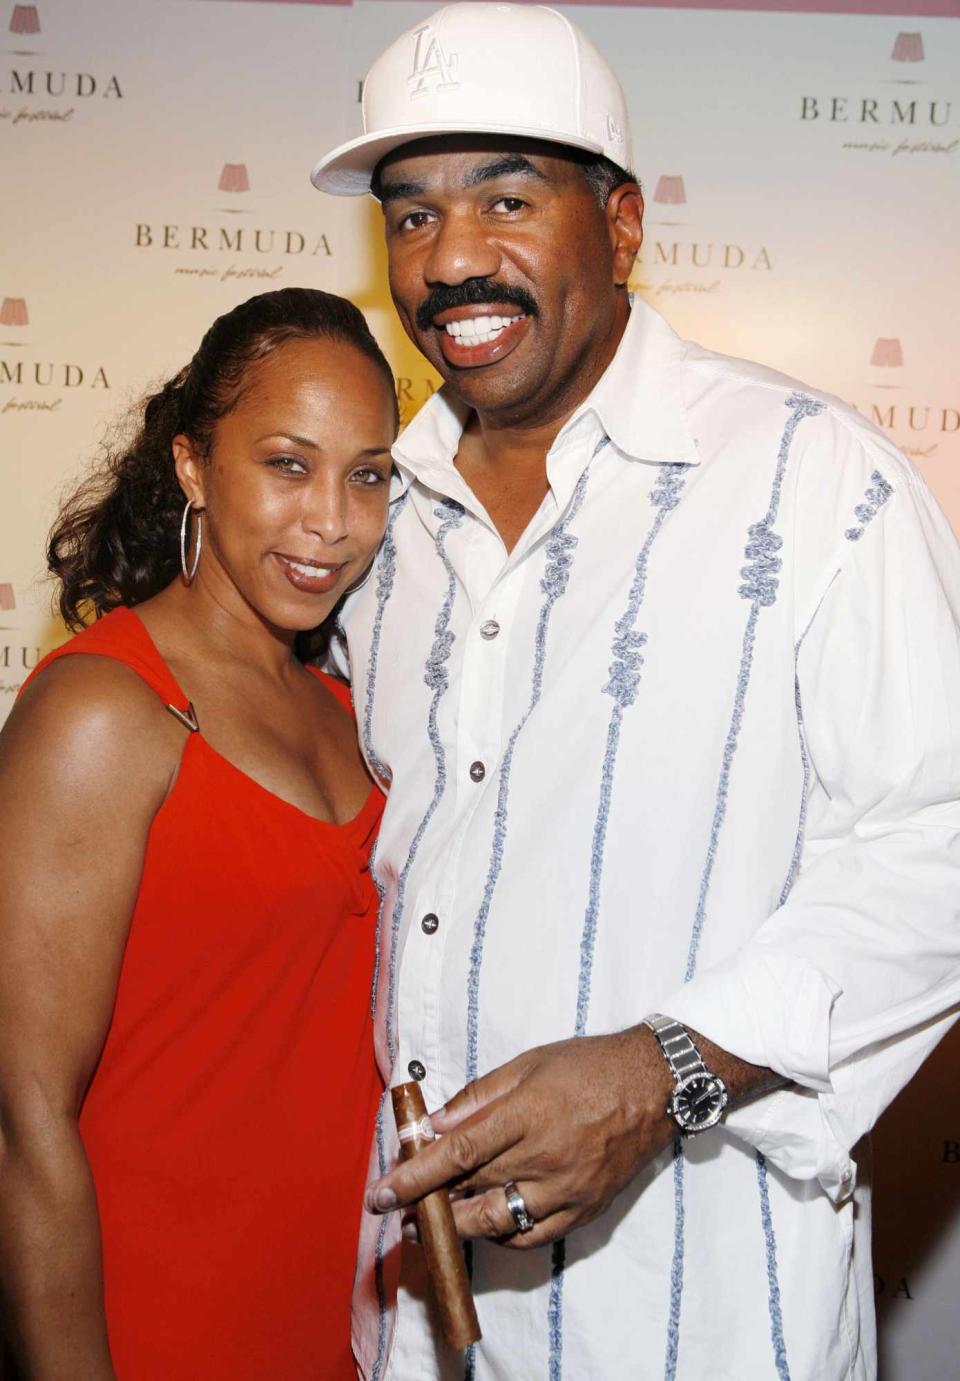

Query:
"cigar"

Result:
[[391, 1082, 482, 1350]]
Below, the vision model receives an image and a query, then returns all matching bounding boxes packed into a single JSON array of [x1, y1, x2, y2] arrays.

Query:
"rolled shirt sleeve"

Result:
[[663, 458, 960, 1200]]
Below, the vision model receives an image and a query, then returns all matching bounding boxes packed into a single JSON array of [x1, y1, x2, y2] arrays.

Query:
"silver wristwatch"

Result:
[[642, 1013, 729, 1135]]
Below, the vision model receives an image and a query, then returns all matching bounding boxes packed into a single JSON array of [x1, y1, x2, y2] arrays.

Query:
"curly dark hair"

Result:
[[48, 288, 397, 660]]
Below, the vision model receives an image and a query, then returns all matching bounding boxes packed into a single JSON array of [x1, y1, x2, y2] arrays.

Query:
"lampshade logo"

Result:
[[891, 33, 924, 64], [0, 583, 18, 648], [852, 336, 958, 459], [4, 5, 124, 109], [871, 338, 904, 368], [654, 175, 686, 206], [8, 4, 39, 35], [633, 175, 772, 299], [135, 163, 332, 278], [1, 296, 110, 414], [218, 163, 249, 194], [798, 29, 953, 154], [0, 297, 28, 327]]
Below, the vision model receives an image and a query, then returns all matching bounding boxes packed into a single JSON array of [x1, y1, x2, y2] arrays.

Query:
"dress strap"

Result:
[[21, 606, 197, 727], [308, 666, 355, 717]]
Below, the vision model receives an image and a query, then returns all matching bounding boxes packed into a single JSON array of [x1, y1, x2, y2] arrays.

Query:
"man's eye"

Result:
[[266, 455, 307, 475], [492, 197, 526, 213], [398, 209, 434, 231]]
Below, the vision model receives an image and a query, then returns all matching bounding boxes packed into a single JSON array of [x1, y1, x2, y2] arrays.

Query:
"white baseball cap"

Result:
[[312, 3, 634, 196]]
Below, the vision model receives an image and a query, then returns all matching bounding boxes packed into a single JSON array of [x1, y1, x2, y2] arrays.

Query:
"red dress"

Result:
[[27, 607, 383, 1380]]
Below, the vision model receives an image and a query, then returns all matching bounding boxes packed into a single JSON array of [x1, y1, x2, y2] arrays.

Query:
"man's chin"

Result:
[[439, 371, 540, 421], [416, 345, 530, 405]]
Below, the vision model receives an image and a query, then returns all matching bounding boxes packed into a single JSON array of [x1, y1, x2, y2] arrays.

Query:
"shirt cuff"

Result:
[[655, 943, 842, 1093], [722, 1085, 857, 1203]]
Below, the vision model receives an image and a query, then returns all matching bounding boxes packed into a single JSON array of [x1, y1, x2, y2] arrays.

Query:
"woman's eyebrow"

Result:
[[255, 432, 320, 448]]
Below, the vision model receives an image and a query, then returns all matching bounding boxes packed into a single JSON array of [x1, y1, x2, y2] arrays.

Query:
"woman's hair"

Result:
[[48, 287, 397, 657]]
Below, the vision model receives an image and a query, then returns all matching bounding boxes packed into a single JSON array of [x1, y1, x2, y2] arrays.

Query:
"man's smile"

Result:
[[430, 305, 532, 369]]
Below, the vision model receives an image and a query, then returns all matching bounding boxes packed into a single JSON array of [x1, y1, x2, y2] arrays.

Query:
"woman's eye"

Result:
[[267, 455, 307, 475], [352, 467, 389, 487]]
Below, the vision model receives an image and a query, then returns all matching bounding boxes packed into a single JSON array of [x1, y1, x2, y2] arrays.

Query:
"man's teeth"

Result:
[[444, 314, 525, 345]]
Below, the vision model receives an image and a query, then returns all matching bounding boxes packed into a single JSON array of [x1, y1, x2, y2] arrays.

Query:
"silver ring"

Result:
[[503, 1180, 535, 1233]]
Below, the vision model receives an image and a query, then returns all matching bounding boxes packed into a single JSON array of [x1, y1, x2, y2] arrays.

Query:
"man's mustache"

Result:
[[415, 279, 539, 333]]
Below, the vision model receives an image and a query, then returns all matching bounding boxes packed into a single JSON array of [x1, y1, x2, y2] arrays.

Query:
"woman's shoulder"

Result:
[[27, 606, 155, 684], [24, 607, 188, 712], [8, 611, 183, 797]]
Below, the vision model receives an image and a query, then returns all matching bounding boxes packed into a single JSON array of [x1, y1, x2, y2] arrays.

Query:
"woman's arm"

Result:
[[0, 657, 180, 1379]]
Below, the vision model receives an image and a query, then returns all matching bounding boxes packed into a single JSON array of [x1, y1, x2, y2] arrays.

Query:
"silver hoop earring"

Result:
[[180, 499, 203, 584], [342, 561, 374, 597]]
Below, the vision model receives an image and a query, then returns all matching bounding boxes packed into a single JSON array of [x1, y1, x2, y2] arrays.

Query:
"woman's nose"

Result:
[[304, 482, 349, 544]]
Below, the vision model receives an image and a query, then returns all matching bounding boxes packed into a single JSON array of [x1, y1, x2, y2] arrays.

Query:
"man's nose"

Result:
[[422, 209, 500, 286]]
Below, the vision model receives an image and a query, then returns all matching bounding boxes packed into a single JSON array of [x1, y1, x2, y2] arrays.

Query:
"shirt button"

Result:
[[421, 913, 439, 935], [480, 619, 501, 640], [408, 1060, 426, 1081], [469, 761, 486, 783]]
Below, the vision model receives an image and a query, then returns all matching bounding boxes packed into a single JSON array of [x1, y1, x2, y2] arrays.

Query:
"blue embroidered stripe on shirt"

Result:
[[464, 464, 595, 1084], [845, 469, 893, 541], [547, 462, 689, 1380], [461, 458, 598, 1381], [666, 393, 825, 1381], [364, 493, 408, 1019], [371, 498, 464, 1381]]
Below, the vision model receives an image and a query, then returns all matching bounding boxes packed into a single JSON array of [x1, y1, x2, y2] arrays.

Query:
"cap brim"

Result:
[[311, 122, 605, 196]]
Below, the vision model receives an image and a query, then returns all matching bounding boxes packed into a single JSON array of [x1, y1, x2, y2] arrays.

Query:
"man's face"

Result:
[[378, 137, 639, 427]]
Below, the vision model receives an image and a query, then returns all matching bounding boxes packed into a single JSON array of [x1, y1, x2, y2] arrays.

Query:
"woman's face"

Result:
[[176, 336, 396, 634]]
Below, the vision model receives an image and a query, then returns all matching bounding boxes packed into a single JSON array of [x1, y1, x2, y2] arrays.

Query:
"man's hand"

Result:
[[366, 1026, 677, 1250]]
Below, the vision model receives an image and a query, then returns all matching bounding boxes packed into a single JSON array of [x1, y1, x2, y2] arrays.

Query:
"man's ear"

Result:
[[607, 184, 644, 288], [172, 435, 206, 510]]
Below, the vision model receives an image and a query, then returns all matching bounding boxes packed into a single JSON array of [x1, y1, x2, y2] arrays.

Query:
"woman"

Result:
[[0, 289, 398, 1380]]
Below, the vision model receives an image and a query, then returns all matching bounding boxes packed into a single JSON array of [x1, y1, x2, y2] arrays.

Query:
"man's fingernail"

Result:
[[374, 1186, 398, 1211]]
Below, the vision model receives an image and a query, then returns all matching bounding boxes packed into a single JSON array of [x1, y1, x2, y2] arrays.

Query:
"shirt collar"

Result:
[[561, 296, 700, 465], [391, 296, 700, 494]]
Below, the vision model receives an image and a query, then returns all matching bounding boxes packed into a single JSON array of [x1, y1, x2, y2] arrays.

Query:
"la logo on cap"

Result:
[[408, 24, 458, 98]]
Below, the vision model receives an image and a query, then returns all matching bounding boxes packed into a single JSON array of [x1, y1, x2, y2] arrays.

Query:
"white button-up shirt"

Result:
[[342, 300, 960, 1381]]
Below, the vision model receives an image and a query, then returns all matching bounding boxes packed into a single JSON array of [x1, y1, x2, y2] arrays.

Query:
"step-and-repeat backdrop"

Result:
[[2, 0, 958, 1375]]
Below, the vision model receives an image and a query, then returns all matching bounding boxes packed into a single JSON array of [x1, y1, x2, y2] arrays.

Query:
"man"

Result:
[[312, 5, 960, 1377]]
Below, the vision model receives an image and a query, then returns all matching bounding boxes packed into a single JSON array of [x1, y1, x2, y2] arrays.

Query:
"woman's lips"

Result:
[[273, 552, 345, 595], [436, 312, 530, 369]]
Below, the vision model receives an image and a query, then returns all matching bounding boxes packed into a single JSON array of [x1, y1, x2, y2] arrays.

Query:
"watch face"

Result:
[[671, 1073, 728, 1132]]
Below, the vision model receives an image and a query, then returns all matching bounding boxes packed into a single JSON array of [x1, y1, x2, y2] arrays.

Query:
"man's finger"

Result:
[[365, 1093, 524, 1212], [429, 1054, 530, 1133], [449, 1180, 554, 1239], [450, 1188, 575, 1250]]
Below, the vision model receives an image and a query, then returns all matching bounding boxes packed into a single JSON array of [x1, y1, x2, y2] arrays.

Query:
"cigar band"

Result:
[[398, 1115, 435, 1144]]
